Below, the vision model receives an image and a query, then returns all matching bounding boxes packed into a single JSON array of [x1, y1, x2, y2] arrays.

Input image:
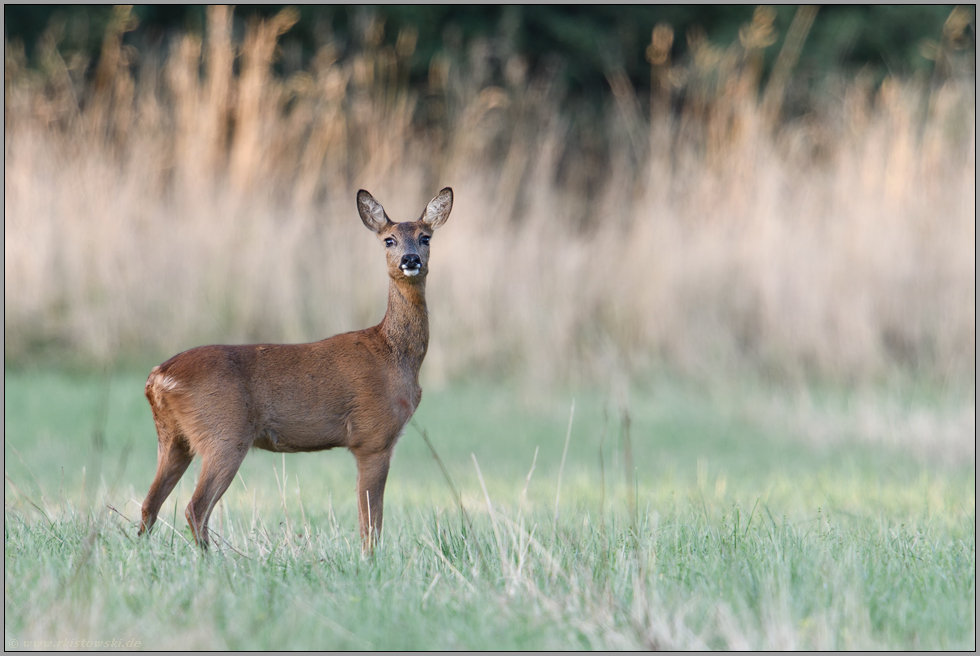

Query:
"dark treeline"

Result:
[[5, 5, 974, 101]]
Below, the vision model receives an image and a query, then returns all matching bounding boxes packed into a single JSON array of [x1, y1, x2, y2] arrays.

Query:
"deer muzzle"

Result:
[[400, 254, 422, 276]]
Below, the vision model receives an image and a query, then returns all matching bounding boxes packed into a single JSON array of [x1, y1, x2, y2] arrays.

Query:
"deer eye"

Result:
[[384, 237, 396, 247], [419, 235, 431, 246]]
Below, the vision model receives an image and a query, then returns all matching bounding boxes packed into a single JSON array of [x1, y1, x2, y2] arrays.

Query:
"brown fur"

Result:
[[137, 188, 453, 552]]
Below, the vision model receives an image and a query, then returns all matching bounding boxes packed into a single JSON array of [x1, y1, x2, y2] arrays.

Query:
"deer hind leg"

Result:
[[185, 438, 249, 549], [354, 449, 392, 553], [139, 418, 193, 537]]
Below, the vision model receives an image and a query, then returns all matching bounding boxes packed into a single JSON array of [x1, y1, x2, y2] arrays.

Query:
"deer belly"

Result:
[[251, 418, 350, 453]]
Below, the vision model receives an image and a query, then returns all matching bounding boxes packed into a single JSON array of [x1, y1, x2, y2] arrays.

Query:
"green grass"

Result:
[[4, 369, 975, 650]]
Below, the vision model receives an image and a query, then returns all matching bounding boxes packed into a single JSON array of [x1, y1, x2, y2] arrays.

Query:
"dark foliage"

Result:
[[5, 5, 973, 102]]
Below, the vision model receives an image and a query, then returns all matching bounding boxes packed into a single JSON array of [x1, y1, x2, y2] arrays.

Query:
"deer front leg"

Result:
[[354, 450, 391, 553]]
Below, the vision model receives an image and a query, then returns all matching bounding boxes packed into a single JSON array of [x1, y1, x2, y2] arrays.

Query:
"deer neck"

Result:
[[380, 277, 429, 372]]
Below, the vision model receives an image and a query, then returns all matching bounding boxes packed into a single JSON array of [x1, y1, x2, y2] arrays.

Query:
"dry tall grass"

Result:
[[4, 7, 976, 385]]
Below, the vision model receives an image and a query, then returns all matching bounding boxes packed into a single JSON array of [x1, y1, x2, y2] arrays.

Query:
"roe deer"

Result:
[[137, 188, 454, 552]]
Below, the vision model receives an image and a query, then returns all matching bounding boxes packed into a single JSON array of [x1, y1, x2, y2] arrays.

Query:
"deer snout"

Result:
[[400, 253, 422, 276]]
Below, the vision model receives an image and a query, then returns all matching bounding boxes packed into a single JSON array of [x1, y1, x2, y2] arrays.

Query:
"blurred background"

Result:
[[4, 4, 976, 387]]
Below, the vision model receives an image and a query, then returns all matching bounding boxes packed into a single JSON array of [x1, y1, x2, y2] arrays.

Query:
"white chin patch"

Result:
[[402, 268, 420, 277]]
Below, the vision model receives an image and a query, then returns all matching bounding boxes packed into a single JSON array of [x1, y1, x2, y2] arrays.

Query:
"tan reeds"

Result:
[[3, 8, 975, 385]]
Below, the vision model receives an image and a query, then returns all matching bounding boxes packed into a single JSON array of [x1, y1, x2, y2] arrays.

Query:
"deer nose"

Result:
[[400, 254, 421, 270]]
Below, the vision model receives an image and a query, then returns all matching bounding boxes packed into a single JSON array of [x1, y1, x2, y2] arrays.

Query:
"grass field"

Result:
[[4, 369, 974, 650]]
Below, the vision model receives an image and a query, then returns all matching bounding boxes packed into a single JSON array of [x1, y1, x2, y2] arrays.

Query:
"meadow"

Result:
[[4, 370, 975, 650], [4, 6, 976, 651]]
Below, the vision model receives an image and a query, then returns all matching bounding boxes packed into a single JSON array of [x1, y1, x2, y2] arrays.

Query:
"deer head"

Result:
[[357, 188, 453, 282]]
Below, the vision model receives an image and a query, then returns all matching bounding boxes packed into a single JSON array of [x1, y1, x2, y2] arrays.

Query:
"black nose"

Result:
[[400, 254, 421, 269]]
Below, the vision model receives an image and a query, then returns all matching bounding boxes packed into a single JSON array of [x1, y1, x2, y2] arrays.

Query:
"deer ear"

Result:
[[421, 187, 453, 229], [357, 190, 390, 233]]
